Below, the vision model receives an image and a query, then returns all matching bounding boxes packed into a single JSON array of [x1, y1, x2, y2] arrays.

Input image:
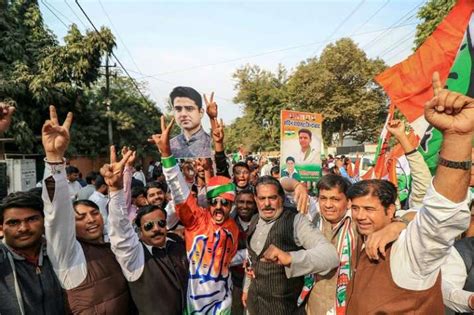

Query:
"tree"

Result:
[[74, 75, 162, 157], [287, 38, 387, 146], [0, 0, 115, 153], [414, 0, 456, 49], [228, 64, 289, 152]]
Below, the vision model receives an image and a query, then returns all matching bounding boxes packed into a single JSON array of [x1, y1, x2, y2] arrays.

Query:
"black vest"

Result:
[[128, 234, 188, 315], [0, 242, 65, 315], [453, 237, 474, 315], [246, 209, 305, 315], [455, 237, 474, 291]]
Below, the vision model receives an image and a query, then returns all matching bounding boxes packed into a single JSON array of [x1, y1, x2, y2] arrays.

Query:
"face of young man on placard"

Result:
[[299, 132, 311, 151], [286, 160, 295, 173], [173, 97, 204, 134]]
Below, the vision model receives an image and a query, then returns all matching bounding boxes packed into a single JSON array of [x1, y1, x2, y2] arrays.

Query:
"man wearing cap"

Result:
[[169, 86, 212, 158], [150, 116, 240, 315]]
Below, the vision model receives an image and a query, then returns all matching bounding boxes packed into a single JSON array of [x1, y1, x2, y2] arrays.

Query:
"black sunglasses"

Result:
[[208, 197, 231, 207], [142, 219, 167, 232]]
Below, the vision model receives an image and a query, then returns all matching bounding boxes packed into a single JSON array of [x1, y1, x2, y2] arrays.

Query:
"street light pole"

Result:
[[105, 54, 113, 146]]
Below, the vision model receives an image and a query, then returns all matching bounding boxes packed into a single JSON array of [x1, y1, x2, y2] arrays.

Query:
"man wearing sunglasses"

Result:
[[149, 115, 240, 315], [169, 86, 212, 158], [101, 146, 189, 315]]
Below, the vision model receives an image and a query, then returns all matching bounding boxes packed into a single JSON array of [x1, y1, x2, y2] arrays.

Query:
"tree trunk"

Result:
[[338, 123, 344, 146]]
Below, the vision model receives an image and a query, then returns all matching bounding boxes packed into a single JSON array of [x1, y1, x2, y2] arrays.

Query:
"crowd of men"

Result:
[[0, 71, 473, 315]]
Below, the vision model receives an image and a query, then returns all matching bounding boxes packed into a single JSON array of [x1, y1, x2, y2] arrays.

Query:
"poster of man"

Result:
[[169, 86, 212, 158], [280, 110, 323, 182]]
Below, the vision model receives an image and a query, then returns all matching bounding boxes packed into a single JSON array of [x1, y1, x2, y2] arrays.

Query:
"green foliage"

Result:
[[228, 39, 388, 150], [0, 0, 161, 158], [227, 64, 289, 152], [288, 38, 387, 146], [414, 0, 456, 49], [73, 75, 162, 157]]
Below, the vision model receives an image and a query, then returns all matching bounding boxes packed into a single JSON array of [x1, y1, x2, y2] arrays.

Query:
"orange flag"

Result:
[[375, 0, 474, 123]]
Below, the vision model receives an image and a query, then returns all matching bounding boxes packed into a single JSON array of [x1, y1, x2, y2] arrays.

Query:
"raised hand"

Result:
[[122, 146, 137, 167], [148, 115, 175, 157], [100, 145, 134, 191], [204, 92, 218, 120], [42, 105, 73, 161], [425, 72, 474, 136], [365, 220, 407, 260], [0, 103, 15, 133], [386, 120, 406, 140], [294, 182, 309, 215], [212, 118, 225, 144]]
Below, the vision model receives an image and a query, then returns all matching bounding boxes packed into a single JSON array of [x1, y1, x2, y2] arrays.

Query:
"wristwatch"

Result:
[[438, 157, 472, 170]]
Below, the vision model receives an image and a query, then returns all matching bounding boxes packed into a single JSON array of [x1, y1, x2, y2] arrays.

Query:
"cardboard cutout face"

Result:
[[170, 96, 212, 158]]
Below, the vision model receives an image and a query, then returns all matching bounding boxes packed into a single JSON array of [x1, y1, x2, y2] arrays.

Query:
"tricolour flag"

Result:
[[375, 0, 474, 175]]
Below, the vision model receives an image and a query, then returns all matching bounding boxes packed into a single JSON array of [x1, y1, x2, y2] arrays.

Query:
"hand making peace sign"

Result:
[[42, 105, 73, 162], [100, 145, 134, 191], [204, 92, 217, 120], [148, 115, 175, 157]]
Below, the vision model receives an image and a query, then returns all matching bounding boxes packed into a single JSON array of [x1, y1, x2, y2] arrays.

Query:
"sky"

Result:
[[39, 0, 423, 131]]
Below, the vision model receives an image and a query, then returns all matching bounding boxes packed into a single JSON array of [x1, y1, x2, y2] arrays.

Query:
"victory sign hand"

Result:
[[100, 145, 134, 191], [204, 92, 218, 120], [212, 118, 225, 144], [122, 146, 137, 167], [42, 105, 73, 161], [148, 115, 175, 157]]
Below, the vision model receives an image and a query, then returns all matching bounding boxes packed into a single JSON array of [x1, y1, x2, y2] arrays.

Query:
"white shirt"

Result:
[[295, 146, 320, 165], [389, 180, 471, 290], [441, 246, 473, 313], [260, 162, 273, 177], [108, 190, 146, 282], [42, 163, 88, 289], [67, 180, 82, 200]]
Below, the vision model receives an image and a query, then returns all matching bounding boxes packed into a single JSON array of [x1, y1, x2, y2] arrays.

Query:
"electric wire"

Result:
[[75, 0, 155, 109]]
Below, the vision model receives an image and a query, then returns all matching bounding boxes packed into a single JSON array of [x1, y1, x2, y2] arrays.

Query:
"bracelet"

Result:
[[438, 157, 472, 170], [404, 149, 417, 156], [43, 157, 66, 165]]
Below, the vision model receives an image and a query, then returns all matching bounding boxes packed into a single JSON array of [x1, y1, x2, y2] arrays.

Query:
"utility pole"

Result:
[[104, 54, 113, 146]]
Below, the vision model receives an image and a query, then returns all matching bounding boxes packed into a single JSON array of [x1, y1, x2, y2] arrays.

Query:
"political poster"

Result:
[[280, 110, 323, 182]]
